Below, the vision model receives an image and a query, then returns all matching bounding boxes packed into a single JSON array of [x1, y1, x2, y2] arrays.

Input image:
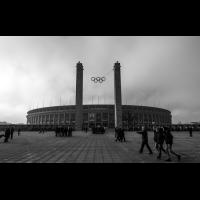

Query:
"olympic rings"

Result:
[[91, 77, 106, 83]]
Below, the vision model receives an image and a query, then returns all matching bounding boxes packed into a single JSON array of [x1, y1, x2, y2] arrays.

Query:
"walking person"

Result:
[[70, 126, 73, 137], [55, 126, 59, 137], [164, 127, 181, 162], [115, 127, 120, 142], [137, 126, 153, 154], [4, 127, 10, 143], [189, 127, 193, 137], [58, 127, 61, 137], [68, 126, 71, 137], [63, 127, 67, 137], [156, 127, 167, 160], [10, 127, 14, 140], [66, 126, 69, 137], [18, 128, 21, 136], [118, 128, 123, 142], [153, 126, 159, 152], [121, 128, 126, 142], [60, 127, 64, 137]]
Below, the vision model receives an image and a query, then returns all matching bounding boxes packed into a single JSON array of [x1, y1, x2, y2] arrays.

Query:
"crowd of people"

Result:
[[38, 128, 45, 134], [136, 126, 181, 162], [114, 125, 182, 162], [55, 126, 73, 137], [0, 127, 21, 143], [83, 127, 88, 133], [0, 124, 192, 162], [115, 127, 126, 142]]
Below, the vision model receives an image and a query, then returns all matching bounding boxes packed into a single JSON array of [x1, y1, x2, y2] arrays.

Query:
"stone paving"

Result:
[[0, 130, 199, 163]]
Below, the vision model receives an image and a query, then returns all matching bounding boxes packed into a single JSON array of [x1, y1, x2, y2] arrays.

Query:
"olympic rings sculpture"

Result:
[[91, 77, 106, 83]]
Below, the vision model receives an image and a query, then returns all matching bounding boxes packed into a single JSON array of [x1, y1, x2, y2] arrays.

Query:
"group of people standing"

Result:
[[0, 127, 21, 143], [83, 127, 88, 133], [115, 127, 126, 142], [136, 126, 181, 162], [55, 126, 73, 137]]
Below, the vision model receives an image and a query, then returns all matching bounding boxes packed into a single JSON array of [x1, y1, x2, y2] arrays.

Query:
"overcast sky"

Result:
[[0, 36, 199, 124]]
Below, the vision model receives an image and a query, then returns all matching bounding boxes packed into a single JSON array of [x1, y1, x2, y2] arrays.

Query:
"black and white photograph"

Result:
[[0, 36, 200, 163]]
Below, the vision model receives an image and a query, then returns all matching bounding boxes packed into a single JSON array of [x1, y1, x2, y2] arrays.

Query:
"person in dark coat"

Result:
[[55, 127, 59, 137], [4, 127, 10, 143], [63, 127, 67, 137], [58, 127, 61, 137], [10, 127, 14, 140], [68, 126, 72, 137], [118, 128, 123, 142], [137, 126, 153, 154], [18, 128, 21, 136], [60, 127, 64, 137], [189, 127, 193, 137], [115, 127, 120, 142], [66, 126, 68, 137], [164, 127, 181, 162], [70, 126, 73, 137], [121, 128, 126, 142], [153, 126, 159, 152], [92, 127, 95, 134], [156, 127, 167, 160]]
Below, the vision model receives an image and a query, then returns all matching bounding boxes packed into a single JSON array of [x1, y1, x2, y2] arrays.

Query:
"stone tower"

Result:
[[113, 61, 122, 128], [75, 61, 84, 130]]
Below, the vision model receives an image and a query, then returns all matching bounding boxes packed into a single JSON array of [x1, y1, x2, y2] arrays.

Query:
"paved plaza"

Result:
[[0, 131, 199, 163]]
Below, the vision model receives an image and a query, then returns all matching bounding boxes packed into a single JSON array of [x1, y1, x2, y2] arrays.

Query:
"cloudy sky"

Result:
[[0, 36, 199, 124]]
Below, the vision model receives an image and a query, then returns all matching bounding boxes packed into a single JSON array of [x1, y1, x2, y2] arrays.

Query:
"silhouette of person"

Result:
[[63, 127, 66, 137], [58, 127, 61, 137], [10, 127, 14, 140], [164, 127, 181, 162], [55, 127, 59, 137], [115, 127, 120, 142], [68, 126, 70, 137], [118, 128, 122, 142], [60, 127, 64, 137], [66, 126, 69, 137], [189, 127, 193, 137], [121, 128, 126, 142], [137, 126, 153, 154], [69, 126, 73, 137], [156, 127, 167, 160], [153, 126, 159, 151], [18, 128, 21, 136], [4, 127, 10, 143]]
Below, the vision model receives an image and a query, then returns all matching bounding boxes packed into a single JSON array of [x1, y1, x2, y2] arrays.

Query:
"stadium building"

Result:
[[27, 62, 172, 130]]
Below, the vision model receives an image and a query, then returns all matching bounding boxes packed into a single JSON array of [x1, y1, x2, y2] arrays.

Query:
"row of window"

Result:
[[27, 111, 171, 124]]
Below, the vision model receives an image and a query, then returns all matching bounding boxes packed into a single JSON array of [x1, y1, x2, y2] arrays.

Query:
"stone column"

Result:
[[53, 114, 55, 125], [58, 112, 60, 125], [64, 112, 66, 125], [75, 62, 84, 131], [113, 61, 122, 128]]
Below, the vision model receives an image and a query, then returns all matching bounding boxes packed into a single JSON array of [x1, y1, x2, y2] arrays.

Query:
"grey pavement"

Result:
[[0, 130, 199, 163]]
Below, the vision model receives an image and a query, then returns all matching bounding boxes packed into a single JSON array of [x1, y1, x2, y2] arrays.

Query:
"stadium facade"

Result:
[[27, 62, 172, 130]]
